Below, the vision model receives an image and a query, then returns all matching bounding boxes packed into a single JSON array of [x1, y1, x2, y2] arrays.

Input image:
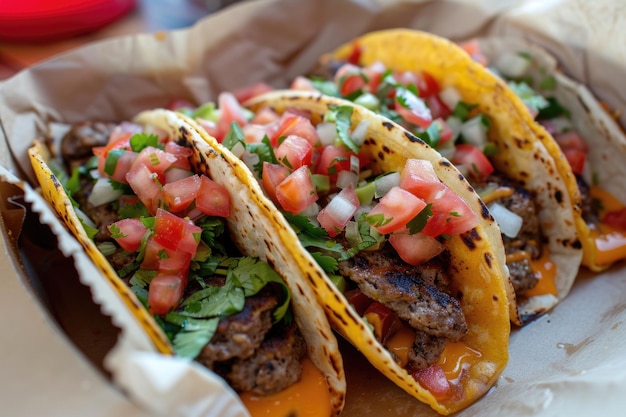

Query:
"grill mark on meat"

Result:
[[339, 245, 467, 341]]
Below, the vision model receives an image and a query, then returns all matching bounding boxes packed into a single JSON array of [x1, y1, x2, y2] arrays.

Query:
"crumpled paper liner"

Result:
[[1, 0, 626, 416]]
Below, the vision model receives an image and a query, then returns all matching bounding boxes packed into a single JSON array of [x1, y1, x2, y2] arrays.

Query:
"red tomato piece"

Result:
[[196, 175, 231, 218], [395, 87, 433, 129], [421, 187, 478, 238], [412, 365, 452, 400], [158, 252, 192, 284], [275, 135, 314, 170], [452, 144, 495, 180], [344, 288, 373, 316], [108, 218, 148, 252], [346, 41, 362, 65], [603, 207, 626, 230], [242, 123, 270, 144], [275, 166, 319, 214], [315, 145, 352, 179], [216, 91, 249, 142], [290, 76, 318, 92], [131, 146, 178, 184], [141, 237, 172, 270], [153, 208, 201, 257], [399, 158, 443, 200], [126, 163, 162, 215], [431, 118, 454, 146], [250, 106, 281, 125], [106, 150, 138, 183], [162, 174, 201, 213], [317, 184, 359, 237], [363, 61, 386, 93], [334, 63, 367, 97], [562, 148, 586, 175], [232, 82, 273, 104], [148, 274, 185, 315], [426, 95, 452, 120], [262, 162, 290, 204], [271, 112, 319, 147], [554, 130, 588, 153], [368, 187, 427, 234], [459, 39, 488, 66], [389, 232, 444, 266], [363, 301, 398, 342]]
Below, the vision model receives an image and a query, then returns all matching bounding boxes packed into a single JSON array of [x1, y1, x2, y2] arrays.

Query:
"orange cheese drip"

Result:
[[524, 249, 558, 297], [590, 186, 626, 266], [437, 342, 482, 382], [240, 358, 331, 417], [480, 186, 514, 205], [385, 323, 414, 367]]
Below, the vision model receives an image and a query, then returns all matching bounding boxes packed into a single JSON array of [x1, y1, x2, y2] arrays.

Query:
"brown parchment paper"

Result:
[[1, 0, 626, 416]]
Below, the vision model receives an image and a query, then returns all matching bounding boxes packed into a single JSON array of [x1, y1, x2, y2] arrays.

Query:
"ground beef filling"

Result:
[[61, 122, 306, 396], [339, 245, 467, 370]]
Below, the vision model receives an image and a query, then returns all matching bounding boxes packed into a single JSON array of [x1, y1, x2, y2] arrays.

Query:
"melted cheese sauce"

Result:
[[590, 186, 626, 265], [240, 358, 331, 417], [385, 324, 414, 367], [525, 249, 558, 297], [437, 342, 482, 383]]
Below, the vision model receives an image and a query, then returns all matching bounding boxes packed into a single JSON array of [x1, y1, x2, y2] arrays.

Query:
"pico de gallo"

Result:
[[174, 92, 489, 400], [52, 120, 326, 397], [461, 39, 626, 267]]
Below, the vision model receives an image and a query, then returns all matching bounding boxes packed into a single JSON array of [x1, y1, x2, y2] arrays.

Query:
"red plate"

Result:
[[0, 0, 137, 42]]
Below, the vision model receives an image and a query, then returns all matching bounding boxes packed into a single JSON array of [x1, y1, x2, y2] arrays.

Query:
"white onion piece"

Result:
[[230, 141, 246, 158], [89, 169, 102, 179], [165, 167, 193, 184], [344, 221, 362, 247], [489, 202, 523, 238], [88, 178, 123, 207], [354, 204, 372, 221], [336, 170, 358, 189], [74, 207, 96, 229], [350, 119, 370, 145], [495, 52, 531, 79], [460, 116, 488, 148], [444, 116, 463, 141], [316, 122, 337, 146], [300, 202, 320, 218], [241, 150, 260, 176], [374, 172, 401, 198], [439, 86, 462, 110]]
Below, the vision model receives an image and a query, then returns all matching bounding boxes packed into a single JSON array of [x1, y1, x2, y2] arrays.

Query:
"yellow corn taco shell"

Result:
[[323, 29, 583, 326], [187, 91, 512, 415], [28, 109, 346, 417], [475, 36, 626, 272]]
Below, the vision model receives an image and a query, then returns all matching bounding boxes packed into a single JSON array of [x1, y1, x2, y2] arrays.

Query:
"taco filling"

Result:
[[290, 56, 555, 303], [461, 39, 626, 269], [50, 120, 329, 404], [175, 94, 493, 399]]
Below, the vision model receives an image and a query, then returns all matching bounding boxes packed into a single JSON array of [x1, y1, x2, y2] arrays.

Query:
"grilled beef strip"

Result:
[[338, 244, 466, 370], [60, 121, 305, 395]]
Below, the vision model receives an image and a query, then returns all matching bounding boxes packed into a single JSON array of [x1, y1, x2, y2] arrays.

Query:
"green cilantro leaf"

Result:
[[328, 105, 359, 153], [452, 101, 478, 121], [406, 204, 433, 234], [222, 122, 246, 151], [166, 313, 219, 359], [130, 133, 159, 152]]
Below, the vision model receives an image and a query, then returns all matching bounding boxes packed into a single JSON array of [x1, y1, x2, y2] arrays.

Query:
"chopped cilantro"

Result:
[[452, 101, 478, 121], [130, 133, 159, 152], [406, 204, 433, 234], [109, 223, 125, 239], [222, 121, 246, 151], [536, 96, 570, 120], [328, 105, 359, 153]]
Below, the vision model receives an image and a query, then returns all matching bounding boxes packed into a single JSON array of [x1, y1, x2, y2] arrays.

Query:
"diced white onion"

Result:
[[325, 194, 357, 221], [350, 119, 370, 145], [489, 202, 523, 238], [495, 52, 531, 79], [353, 93, 380, 111], [300, 202, 320, 218], [165, 167, 193, 184], [444, 116, 463, 141], [316, 122, 337, 146], [344, 221, 362, 247], [336, 170, 358, 189], [74, 207, 96, 228], [460, 116, 488, 148], [241, 150, 260, 177], [88, 178, 123, 207], [354, 204, 373, 221], [89, 169, 102, 179], [374, 172, 401, 198], [230, 141, 246, 158], [439, 86, 462, 110]]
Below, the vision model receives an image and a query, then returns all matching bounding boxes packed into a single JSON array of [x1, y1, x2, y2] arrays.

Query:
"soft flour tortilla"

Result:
[[190, 91, 513, 415], [323, 29, 583, 326], [477, 36, 626, 272], [28, 108, 346, 416]]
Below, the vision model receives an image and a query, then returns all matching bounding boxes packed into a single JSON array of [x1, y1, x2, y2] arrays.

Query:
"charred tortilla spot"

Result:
[[382, 145, 391, 154], [519, 171, 529, 178], [492, 295, 499, 302], [461, 229, 480, 250], [382, 121, 394, 131], [377, 151, 385, 160], [405, 131, 425, 145], [479, 200, 491, 220], [555, 190, 563, 204], [439, 160, 451, 167], [331, 309, 349, 326], [484, 252, 492, 268]]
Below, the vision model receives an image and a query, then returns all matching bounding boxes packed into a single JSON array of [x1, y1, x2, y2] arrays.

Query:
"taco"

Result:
[[287, 28, 583, 326], [176, 91, 512, 415], [459, 37, 626, 272], [27, 109, 346, 417]]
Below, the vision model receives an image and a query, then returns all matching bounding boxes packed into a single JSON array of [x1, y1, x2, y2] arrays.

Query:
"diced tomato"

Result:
[[334, 63, 367, 97], [158, 252, 192, 283], [346, 41, 362, 65], [232, 82, 274, 104], [367, 187, 427, 234], [153, 208, 201, 257], [141, 237, 172, 270], [196, 118, 220, 139], [131, 146, 178, 183], [105, 150, 138, 183], [108, 218, 148, 252], [262, 162, 290, 204], [421, 187, 478, 237], [412, 365, 452, 400], [317, 184, 359, 237], [164, 167, 193, 184], [459, 39, 488, 66], [562, 148, 586, 175], [162, 174, 201, 213], [275, 166, 319, 214], [452, 144, 494, 180], [271, 112, 319, 147], [399, 158, 443, 201], [396, 71, 440, 98], [603, 207, 626, 230], [290, 76, 318, 92], [126, 163, 162, 215], [315, 145, 352, 179], [94, 130, 134, 176], [426, 95, 452, 120], [363, 302, 398, 342], [389, 232, 444, 265], [275, 135, 314, 170], [362, 61, 386, 93], [395, 87, 433, 129], [164, 141, 193, 170], [344, 288, 373, 316], [250, 106, 281, 125], [216, 92, 249, 141], [242, 123, 271, 144], [196, 175, 231, 218], [431, 118, 454, 146], [148, 274, 185, 315]]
